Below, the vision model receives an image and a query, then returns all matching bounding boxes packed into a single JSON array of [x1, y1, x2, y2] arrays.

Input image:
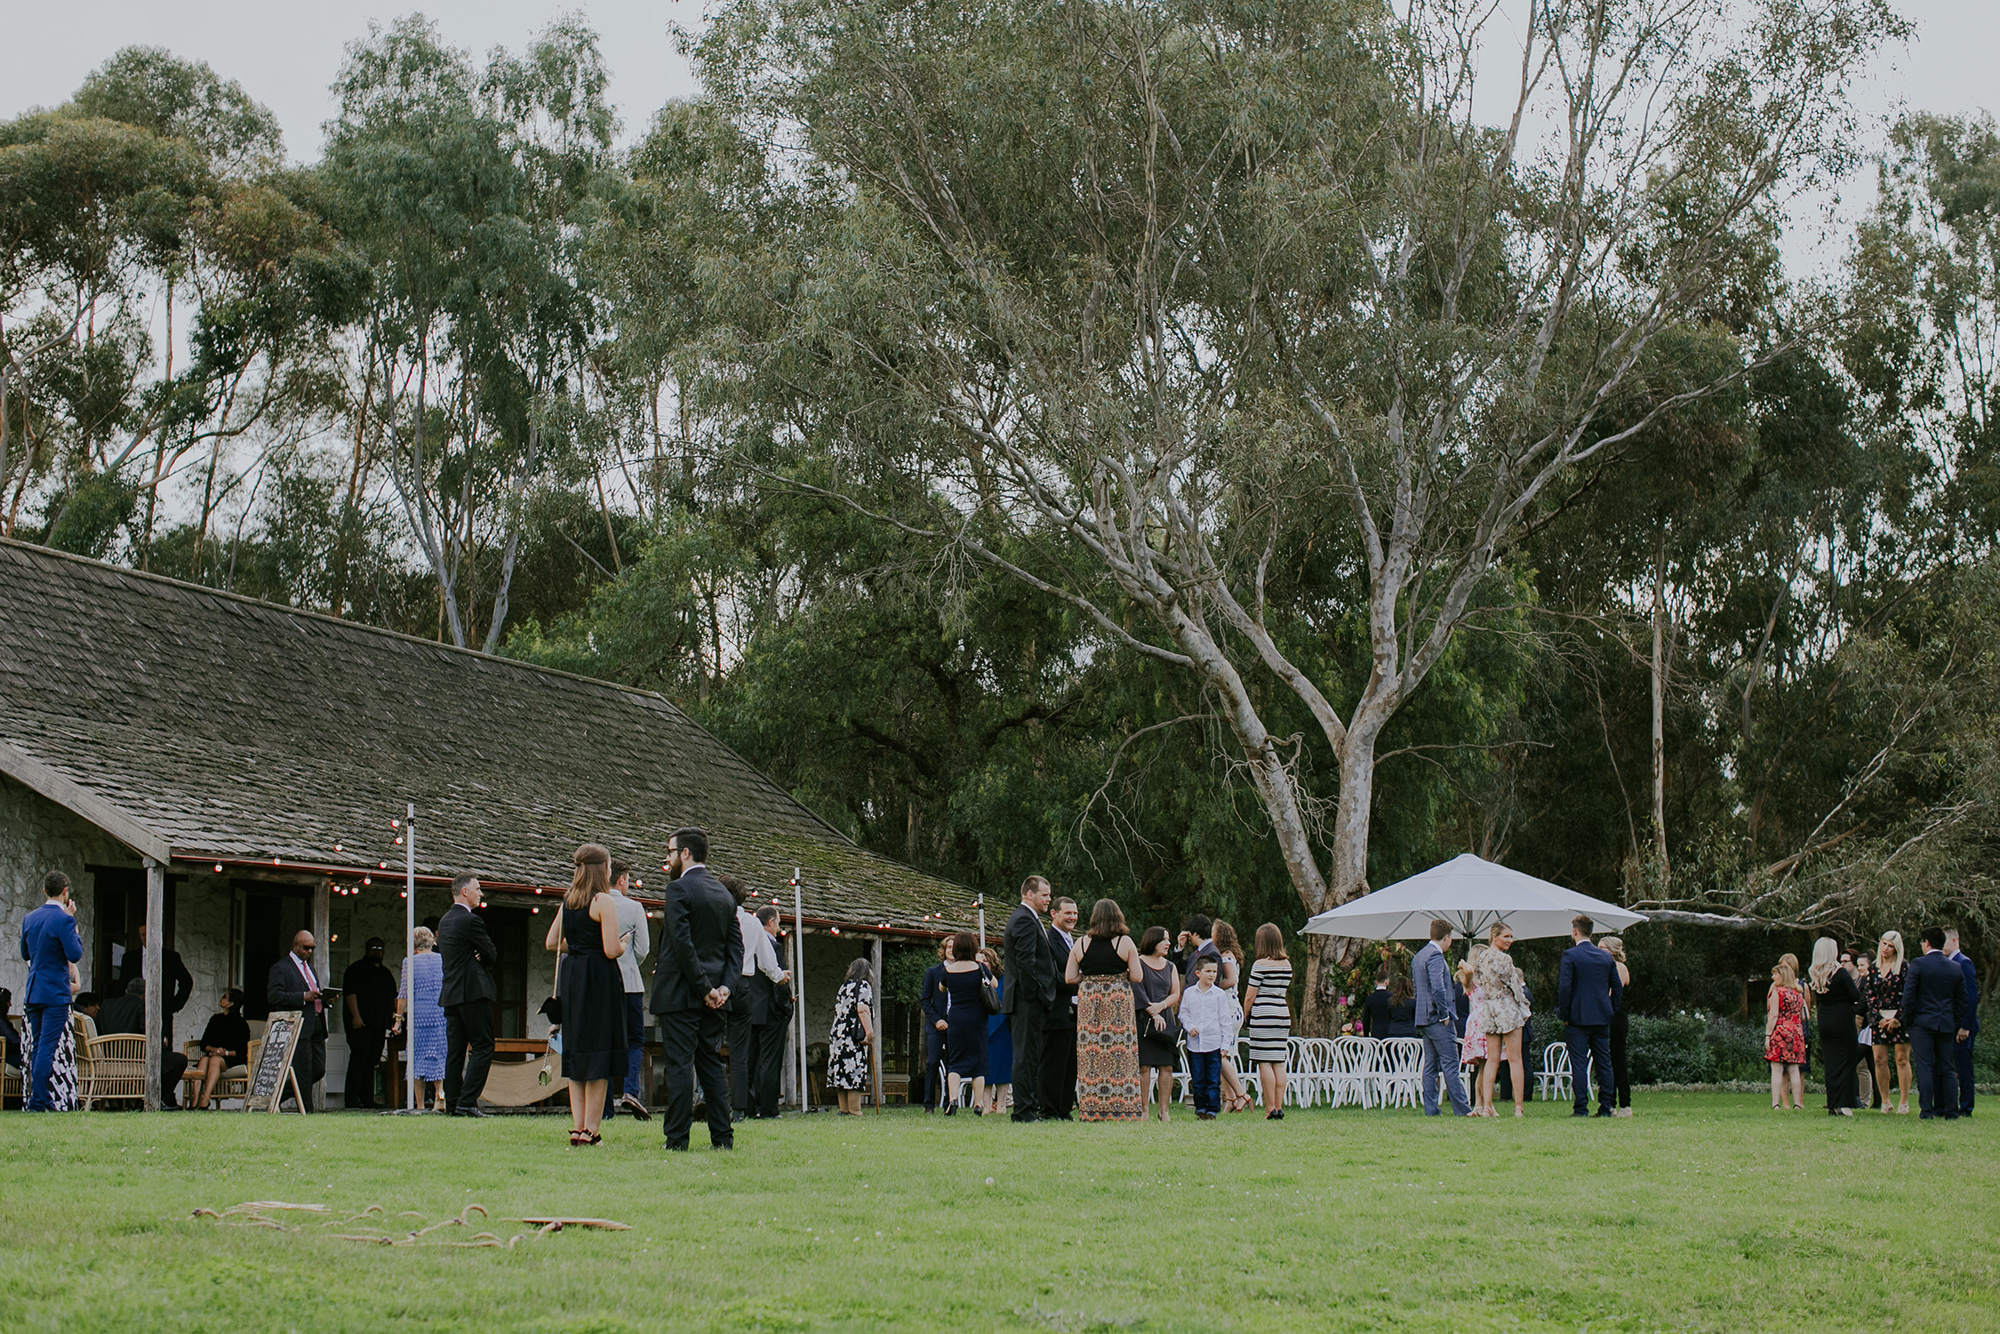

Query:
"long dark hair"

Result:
[[1086, 898, 1127, 940]]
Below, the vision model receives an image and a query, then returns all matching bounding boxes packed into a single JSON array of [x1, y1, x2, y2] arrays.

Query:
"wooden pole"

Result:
[[312, 876, 330, 1113], [869, 935, 883, 1114], [142, 858, 164, 1111]]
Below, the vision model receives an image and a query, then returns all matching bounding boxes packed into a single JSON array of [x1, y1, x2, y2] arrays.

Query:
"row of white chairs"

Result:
[[1174, 1037, 1595, 1110]]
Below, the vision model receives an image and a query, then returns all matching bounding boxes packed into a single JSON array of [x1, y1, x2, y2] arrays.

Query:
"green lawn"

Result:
[[1, 1094, 1994, 1333]]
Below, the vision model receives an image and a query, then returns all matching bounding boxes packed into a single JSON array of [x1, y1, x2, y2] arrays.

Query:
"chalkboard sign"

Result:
[[246, 1011, 305, 1113]]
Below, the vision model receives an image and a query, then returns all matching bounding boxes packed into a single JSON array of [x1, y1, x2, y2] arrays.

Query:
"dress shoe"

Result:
[[1010, 1112, 1040, 1123], [1571, 1109, 1589, 1117], [731, 1112, 747, 1123], [713, 1141, 734, 1150], [665, 1141, 690, 1152], [621, 1096, 652, 1121], [1594, 1108, 1615, 1118], [455, 1107, 490, 1119]]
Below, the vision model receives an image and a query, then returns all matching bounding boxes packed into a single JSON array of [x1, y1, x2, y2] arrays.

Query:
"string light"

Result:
[[213, 863, 223, 872]]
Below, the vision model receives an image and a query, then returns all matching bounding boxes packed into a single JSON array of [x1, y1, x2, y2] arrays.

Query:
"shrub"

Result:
[[1627, 1013, 1719, 1084]]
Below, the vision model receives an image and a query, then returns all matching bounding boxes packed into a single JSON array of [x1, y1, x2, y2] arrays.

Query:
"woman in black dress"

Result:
[[189, 988, 250, 1109], [940, 933, 993, 1114], [1866, 930, 1914, 1114], [1809, 938, 1863, 1116], [1133, 927, 1182, 1122], [548, 843, 627, 1146], [1362, 966, 1393, 1039]]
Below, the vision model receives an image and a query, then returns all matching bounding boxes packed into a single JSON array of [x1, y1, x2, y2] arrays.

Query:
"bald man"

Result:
[[266, 930, 328, 1111]]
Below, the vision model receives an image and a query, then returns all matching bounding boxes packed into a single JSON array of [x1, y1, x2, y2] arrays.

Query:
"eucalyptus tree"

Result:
[[324, 16, 612, 651], [697, 0, 1900, 1021]]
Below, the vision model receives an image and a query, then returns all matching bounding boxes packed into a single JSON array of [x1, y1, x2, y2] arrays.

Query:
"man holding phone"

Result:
[[18, 871, 84, 1112]]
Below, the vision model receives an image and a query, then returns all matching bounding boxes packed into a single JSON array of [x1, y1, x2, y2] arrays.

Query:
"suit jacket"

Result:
[[121, 947, 193, 1016], [1951, 953, 1980, 1036], [1412, 940, 1455, 1029], [1557, 941, 1622, 1026], [919, 962, 949, 1034], [1900, 950, 1968, 1034], [1182, 939, 1222, 983], [1000, 903, 1055, 1012], [1046, 924, 1079, 1029], [266, 953, 328, 1040], [437, 903, 498, 1007], [18, 901, 84, 1006], [98, 994, 144, 1035], [650, 867, 741, 1015]]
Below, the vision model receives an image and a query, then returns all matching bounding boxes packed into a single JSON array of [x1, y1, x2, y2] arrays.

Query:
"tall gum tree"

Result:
[[698, 0, 1899, 1026]]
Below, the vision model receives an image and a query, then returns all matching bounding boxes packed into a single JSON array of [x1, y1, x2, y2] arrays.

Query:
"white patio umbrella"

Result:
[[1300, 853, 1646, 941]]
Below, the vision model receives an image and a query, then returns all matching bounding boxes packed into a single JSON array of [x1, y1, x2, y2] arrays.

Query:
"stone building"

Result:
[[0, 538, 971, 1107]]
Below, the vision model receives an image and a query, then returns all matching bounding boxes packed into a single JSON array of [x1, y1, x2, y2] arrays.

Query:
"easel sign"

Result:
[[246, 1011, 306, 1114]]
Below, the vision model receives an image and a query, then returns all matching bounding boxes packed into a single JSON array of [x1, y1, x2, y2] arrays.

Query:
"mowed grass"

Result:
[[1, 1093, 1995, 1333]]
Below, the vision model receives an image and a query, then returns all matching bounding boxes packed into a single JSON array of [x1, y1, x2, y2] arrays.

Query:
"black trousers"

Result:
[[1908, 1026, 1959, 1119], [1040, 1020, 1077, 1119], [1956, 1037, 1976, 1115], [288, 1013, 328, 1111], [658, 1006, 732, 1148], [922, 1027, 945, 1109], [1823, 1025, 1861, 1113], [748, 1020, 786, 1117], [1609, 1010, 1631, 1108], [346, 1025, 386, 1107], [1565, 1022, 1613, 1113], [161, 1049, 189, 1108], [443, 999, 494, 1113], [1010, 993, 1050, 1118], [727, 1004, 753, 1116]]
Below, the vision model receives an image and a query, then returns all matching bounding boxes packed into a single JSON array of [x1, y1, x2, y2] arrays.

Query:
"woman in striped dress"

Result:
[[1242, 925, 1293, 1120], [1064, 898, 1145, 1120]]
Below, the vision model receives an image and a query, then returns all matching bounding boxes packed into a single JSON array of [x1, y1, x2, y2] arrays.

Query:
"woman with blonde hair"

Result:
[[545, 843, 627, 1145], [1242, 924, 1293, 1119], [1765, 956, 1807, 1110], [1210, 921, 1251, 1113], [1065, 898, 1145, 1120], [1809, 937, 1864, 1117], [1474, 924, 1531, 1118], [1599, 937, 1633, 1117], [1865, 930, 1914, 1113]]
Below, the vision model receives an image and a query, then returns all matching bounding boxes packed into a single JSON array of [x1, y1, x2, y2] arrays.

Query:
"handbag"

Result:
[[979, 968, 1002, 1015]]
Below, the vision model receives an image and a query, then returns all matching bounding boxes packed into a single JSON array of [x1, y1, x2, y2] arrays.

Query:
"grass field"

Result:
[[1, 1093, 1995, 1333]]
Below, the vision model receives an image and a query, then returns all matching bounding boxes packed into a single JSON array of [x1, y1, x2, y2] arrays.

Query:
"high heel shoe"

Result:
[[568, 1130, 586, 1147]]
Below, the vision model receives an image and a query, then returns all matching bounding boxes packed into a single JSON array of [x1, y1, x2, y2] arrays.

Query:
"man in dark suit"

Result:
[[1901, 926, 1970, 1120], [919, 940, 949, 1111], [1040, 896, 1080, 1120], [1178, 914, 1220, 983], [1945, 929, 1979, 1117], [266, 930, 328, 1111], [1557, 916, 1622, 1118], [746, 905, 792, 1118], [121, 922, 194, 1048], [650, 827, 741, 1150], [438, 874, 498, 1118], [1000, 875, 1055, 1122]]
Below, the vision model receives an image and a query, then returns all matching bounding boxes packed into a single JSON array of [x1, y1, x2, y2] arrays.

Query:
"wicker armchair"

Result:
[[71, 1013, 100, 1108], [84, 1034, 147, 1107]]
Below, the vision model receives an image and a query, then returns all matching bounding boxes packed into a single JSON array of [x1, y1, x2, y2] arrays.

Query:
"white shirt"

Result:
[[609, 888, 651, 993], [1178, 982, 1232, 1053], [739, 908, 786, 981]]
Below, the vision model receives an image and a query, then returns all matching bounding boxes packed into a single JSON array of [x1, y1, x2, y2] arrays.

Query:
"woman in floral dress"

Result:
[[1474, 926, 1531, 1118], [1765, 956, 1808, 1109], [1864, 931, 1914, 1114], [826, 957, 875, 1115], [1458, 946, 1489, 1109]]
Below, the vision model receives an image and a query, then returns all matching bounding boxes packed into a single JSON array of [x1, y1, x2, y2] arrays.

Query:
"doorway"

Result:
[[241, 888, 312, 1021], [87, 864, 174, 999]]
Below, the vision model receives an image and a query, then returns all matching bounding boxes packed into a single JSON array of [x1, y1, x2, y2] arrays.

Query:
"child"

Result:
[[1178, 956, 1230, 1118]]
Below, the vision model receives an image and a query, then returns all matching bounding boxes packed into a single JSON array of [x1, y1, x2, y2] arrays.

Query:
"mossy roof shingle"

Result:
[[0, 539, 973, 932]]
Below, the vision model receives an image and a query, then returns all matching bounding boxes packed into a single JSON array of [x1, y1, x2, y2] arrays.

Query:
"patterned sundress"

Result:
[[1765, 984, 1807, 1065], [1075, 937, 1143, 1120]]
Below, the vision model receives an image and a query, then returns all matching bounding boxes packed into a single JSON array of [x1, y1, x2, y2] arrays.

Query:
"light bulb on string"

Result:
[[213, 863, 223, 873]]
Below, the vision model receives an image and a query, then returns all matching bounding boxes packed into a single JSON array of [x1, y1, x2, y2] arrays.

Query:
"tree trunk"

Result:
[[1650, 537, 1670, 878], [1298, 715, 1384, 1036]]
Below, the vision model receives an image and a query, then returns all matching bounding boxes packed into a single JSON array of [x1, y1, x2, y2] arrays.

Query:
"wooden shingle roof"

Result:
[[0, 538, 972, 932]]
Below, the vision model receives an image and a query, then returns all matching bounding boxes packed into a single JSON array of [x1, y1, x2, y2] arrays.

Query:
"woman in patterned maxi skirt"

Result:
[[1063, 898, 1144, 1120]]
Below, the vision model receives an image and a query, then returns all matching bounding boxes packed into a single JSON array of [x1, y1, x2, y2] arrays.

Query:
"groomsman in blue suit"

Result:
[[1944, 929, 1978, 1118], [1901, 927, 1969, 1120], [1558, 916, 1622, 1118], [1412, 919, 1470, 1116], [18, 871, 84, 1112]]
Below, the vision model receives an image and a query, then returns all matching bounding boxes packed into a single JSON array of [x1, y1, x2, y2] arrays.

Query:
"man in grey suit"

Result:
[[650, 828, 741, 1151], [1413, 918, 1470, 1116]]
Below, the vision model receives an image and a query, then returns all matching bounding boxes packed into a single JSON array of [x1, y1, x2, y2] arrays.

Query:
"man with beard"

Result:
[[651, 828, 741, 1150]]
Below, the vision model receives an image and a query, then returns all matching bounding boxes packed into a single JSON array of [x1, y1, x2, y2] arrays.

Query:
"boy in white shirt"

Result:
[[1178, 956, 1229, 1119]]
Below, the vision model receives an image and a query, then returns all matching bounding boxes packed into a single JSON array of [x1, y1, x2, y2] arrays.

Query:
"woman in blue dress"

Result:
[[395, 926, 446, 1111], [980, 945, 1012, 1114], [940, 933, 993, 1114]]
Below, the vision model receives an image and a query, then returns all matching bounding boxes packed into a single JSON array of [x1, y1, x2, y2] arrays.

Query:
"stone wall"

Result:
[[0, 774, 138, 1007]]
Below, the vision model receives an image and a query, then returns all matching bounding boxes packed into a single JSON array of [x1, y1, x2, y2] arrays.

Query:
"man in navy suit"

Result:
[[919, 940, 949, 1111], [1944, 929, 1979, 1117], [1901, 926, 1970, 1120], [1557, 916, 1623, 1118], [18, 871, 84, 1112]]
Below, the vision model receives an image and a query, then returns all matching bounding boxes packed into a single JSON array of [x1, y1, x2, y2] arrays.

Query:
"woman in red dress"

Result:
[[1765, 957, 1808, 1110]]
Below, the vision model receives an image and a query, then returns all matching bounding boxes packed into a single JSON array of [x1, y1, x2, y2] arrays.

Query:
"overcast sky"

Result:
[[3, 0, 1995, 271]]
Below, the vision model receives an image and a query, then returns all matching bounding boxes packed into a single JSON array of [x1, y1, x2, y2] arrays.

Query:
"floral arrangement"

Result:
[[1338, 940, 1413, 1035]]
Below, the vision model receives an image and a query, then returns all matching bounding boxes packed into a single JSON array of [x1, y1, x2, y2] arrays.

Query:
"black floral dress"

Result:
[[826, 979, 873, 1091], [1864, 966, 1909, 1045]]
